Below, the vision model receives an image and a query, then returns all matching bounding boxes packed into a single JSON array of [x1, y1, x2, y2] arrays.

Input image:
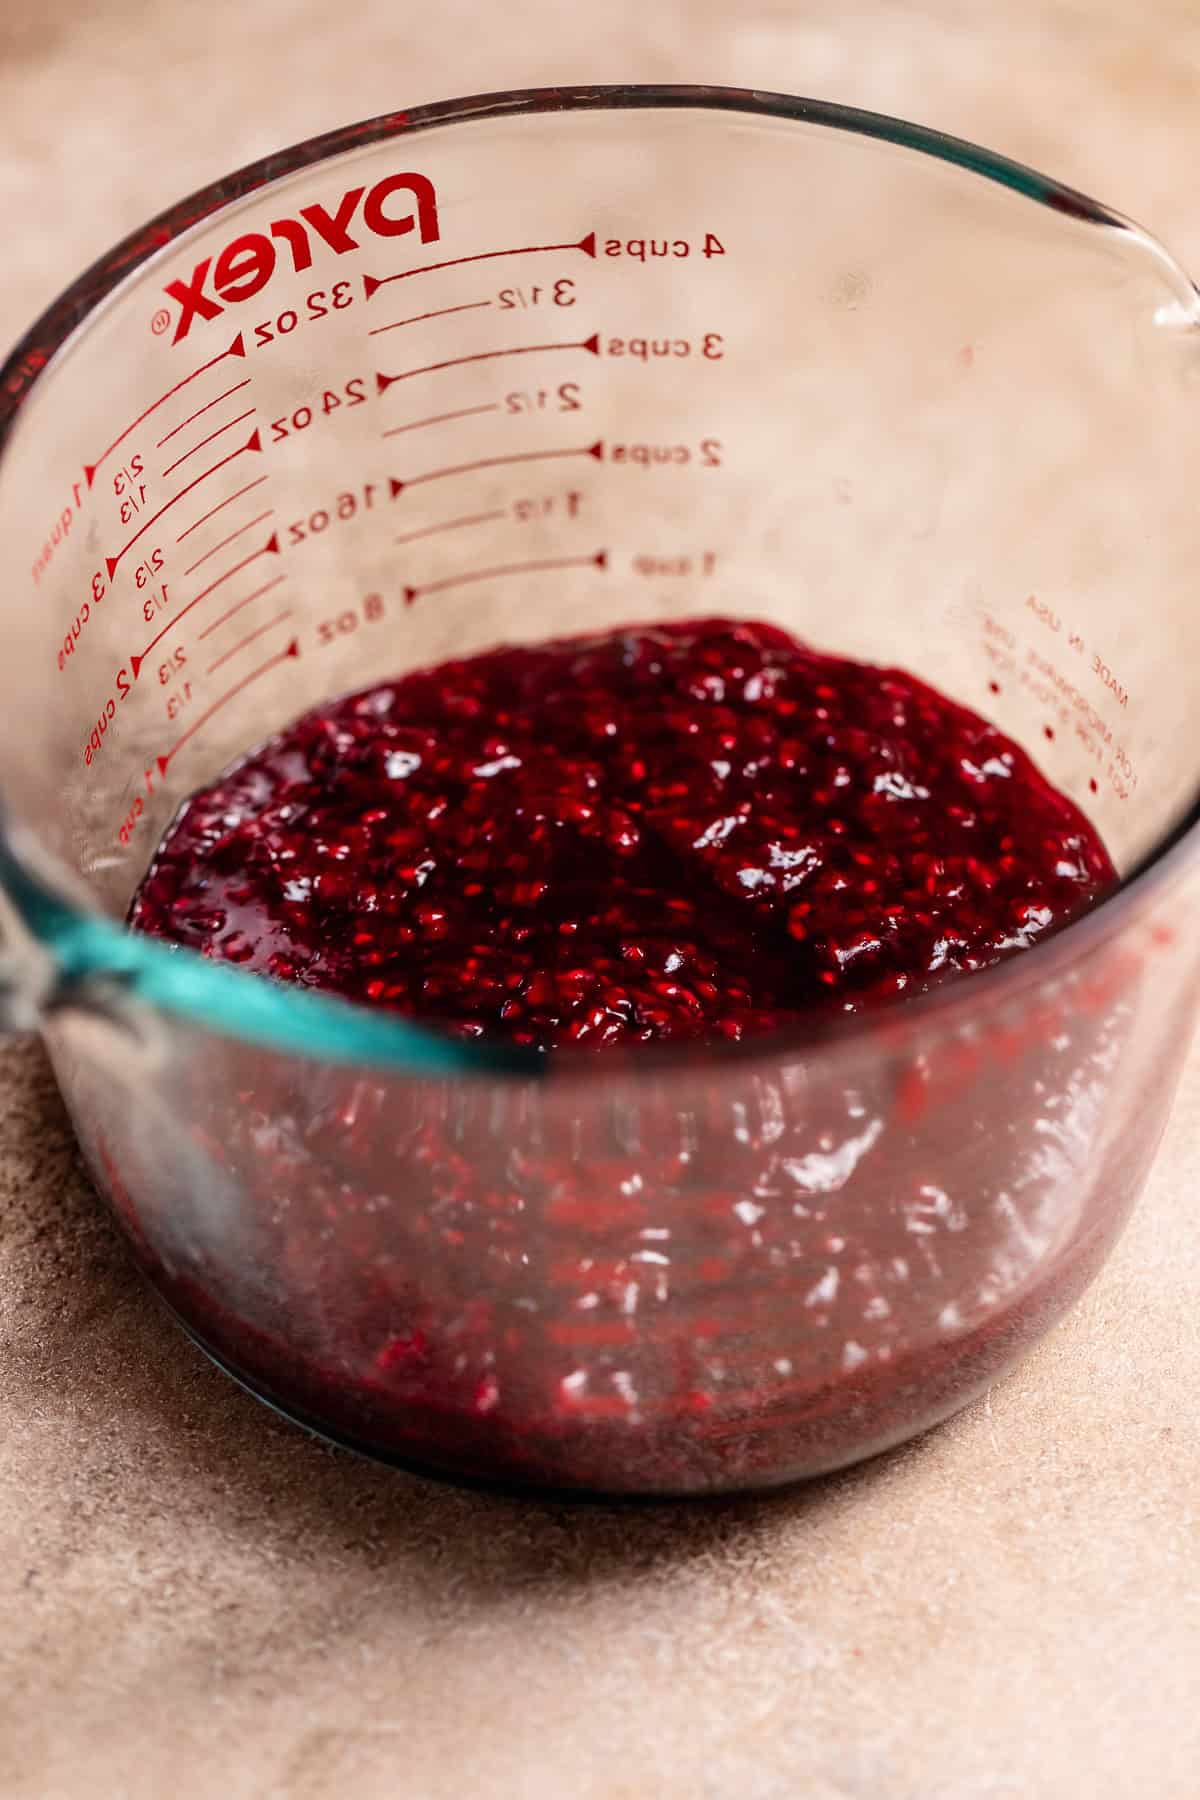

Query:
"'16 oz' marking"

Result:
[[288, 485, 379, 546]]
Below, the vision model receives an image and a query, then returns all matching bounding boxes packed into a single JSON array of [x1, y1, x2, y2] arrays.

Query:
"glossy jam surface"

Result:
[[130, 618, 1114, 1047], [111, 618, 1129, 1493]]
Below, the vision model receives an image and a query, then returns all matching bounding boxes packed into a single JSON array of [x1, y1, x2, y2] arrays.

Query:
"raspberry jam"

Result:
[[130, 618, 1113, 1045], [112, 618, 1131, 1493]]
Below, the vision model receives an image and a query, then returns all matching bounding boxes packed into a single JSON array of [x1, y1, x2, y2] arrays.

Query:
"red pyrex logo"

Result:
[[163, 172, 439, 343]]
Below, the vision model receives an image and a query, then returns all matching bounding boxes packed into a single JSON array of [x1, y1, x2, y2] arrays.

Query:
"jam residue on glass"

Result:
[[115, 618, 1125, 1493], [130, 618, 1113, 1047]]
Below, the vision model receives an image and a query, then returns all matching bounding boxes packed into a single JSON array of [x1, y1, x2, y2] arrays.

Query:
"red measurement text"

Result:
[[315, 591, 385, 647], [632, 551, 717, 578], [512, 491, 581, 522], [83, 667, 132, 765], [118, 485, 148, 526], [270, 378, 367, 440], [165, 680, 194, 723], [253, 282, 355, 346], [32, 480, 85, 586], [118, 795, 145, 847], [607, 439, 723, 468], [141, 583, 172, 622], [505, 383, 581, 414], [57, 570, 108, 672], [136, 548, 166, 589], [287, 485, 379, 546], [603, 234, 726, 260], [497, 278, 577, 309], [113, 456, 145, 499], [606, 333, 724, 361], [158, 647, 187, 685]]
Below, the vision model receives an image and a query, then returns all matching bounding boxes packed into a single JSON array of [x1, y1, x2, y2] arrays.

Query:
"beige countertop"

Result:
[[2, 2, 1199, 1795]]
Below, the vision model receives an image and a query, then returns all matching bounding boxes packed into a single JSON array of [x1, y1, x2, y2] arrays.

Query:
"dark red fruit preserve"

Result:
[[130, 618, 1113, 1043], [114, 618, 1126, 1492]]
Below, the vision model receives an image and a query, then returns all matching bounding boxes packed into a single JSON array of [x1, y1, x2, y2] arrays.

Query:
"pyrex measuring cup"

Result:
[[3, 86, 1200, 1495]]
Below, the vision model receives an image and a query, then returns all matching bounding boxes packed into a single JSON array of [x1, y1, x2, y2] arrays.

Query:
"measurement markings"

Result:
[[105, 430, 262, 576], [156, 378, 253, 448], [383, 402, 500, 440], [197, 572, 289, 642], [131, 534, 281, 673], [394, 508, 505, 547], [156, 636, 299, 775], [160, 407, 257, 479], [84, 331, 246, 486], [368, 299, 492, 338], [404, 551, 606, 605], [206, 608, 294, 676], [176, 474, 270, 544], [377, 333, 598, 393], [391, 440, 602, 494], [363, 230, 595, 299], [182, 508, 275, 577]]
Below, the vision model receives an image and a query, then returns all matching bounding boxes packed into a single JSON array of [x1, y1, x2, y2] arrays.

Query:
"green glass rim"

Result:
[[2, 83, 1197, 1078]]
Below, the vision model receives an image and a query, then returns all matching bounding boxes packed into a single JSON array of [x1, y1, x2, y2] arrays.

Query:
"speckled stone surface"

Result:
[[2, 3, 1199, 1795]]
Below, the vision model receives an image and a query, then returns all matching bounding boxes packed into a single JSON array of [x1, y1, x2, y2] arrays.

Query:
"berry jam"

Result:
[[109, 618, 1133, 1494], [130, 618, 1113, 1047]]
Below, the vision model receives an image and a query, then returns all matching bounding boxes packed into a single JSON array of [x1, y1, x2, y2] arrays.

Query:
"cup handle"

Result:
[[0, 949, 47, 1036], [0, 822, 70, 1037]]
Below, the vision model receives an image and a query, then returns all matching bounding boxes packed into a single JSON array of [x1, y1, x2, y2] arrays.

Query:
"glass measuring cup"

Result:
[[2, 84, 1200, 1495]]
